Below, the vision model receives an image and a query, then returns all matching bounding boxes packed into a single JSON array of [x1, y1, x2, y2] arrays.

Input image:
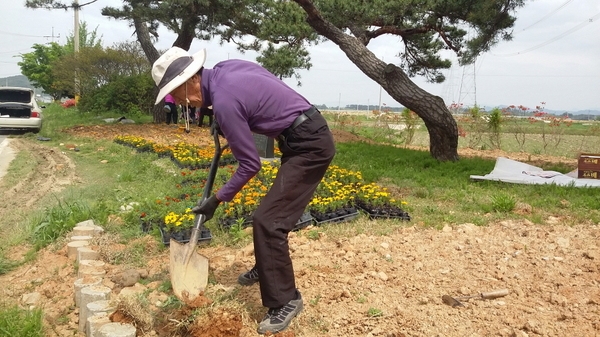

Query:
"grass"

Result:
[[0, 303, 44, 336], [332, 142, 600, 227], [0, 104, 599, 334]]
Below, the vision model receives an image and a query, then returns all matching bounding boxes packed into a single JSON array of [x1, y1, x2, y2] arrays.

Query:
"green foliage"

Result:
[[367, 307, 383, 317], [490, 193, 516, 213], [0, 255, 19, 276], [31, 200, 94, 249], [306, 229, 321, 241], [78, 74, 154, 116], [457, 105, 487, 149], [53, 41, 151, 100], [0, 303, 44, 336], [228, 218, 250, 244], [18, 42, 66, 100], [333, 141, 600, 227], [487, 108, 503, 149], [64, 21, 103, 52], [256, 43, 312, 85], [401, 108, 420, 145]]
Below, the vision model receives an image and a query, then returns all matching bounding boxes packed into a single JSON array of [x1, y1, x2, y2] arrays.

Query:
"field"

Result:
[[0, 105, 599, 337]]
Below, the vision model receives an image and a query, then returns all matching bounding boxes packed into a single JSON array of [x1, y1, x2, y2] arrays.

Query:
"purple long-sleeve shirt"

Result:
[[200, 60, 312, 202]]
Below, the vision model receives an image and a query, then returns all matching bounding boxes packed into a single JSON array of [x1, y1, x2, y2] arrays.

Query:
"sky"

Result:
[[1, 0, 599, 112]]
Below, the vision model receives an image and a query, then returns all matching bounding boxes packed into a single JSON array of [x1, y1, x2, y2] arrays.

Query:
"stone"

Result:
[[74, 276, 103, 307], [87, 312, 111, 337], [98, 322, 137, 337], [21, 292, 41, 305], [72, 226, 97, 237], [67, 241, 90, 259], [77, 247, 100, 263], [79, 285, 111, 332], [112, 269, 140, 287], [78, 260, 106, 279]]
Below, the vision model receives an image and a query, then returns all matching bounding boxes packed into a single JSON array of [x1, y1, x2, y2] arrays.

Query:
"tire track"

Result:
[[0, 139, 78, 232]]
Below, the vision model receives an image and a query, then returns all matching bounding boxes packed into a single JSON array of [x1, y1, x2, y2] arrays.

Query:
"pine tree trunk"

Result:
[[295, 0, 459, 161]]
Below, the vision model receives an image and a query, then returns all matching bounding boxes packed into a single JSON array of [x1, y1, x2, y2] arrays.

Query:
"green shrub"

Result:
[[491, 193, 516, 213], [487, 108, 503, 149], [78, 74, 154, 116]]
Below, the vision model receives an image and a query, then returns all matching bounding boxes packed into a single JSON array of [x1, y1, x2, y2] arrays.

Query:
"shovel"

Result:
[[169, 122, 228, 301]]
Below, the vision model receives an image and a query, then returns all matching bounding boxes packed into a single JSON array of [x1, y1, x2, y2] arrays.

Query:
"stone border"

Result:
[[68, 220, 137, 337]]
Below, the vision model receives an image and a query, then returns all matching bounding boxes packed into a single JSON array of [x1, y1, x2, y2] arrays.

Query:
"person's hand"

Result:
[[191, 195, 221, 221]]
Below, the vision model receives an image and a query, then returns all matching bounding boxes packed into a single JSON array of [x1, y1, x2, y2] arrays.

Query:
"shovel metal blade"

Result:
[[169, 238, 209, 301]]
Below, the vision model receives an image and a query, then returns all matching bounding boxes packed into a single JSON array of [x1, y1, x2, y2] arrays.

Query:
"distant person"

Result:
[[163, 93, 178, 125], [198, 106, 214, 128], [151, 47, 335, 334], [181, 104, 196, 124]]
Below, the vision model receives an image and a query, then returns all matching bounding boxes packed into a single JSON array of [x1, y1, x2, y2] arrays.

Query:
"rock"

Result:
[[549, 293, 568, 306], [457, 223, 479, 233], [583, 251, 599, 260], [137, 268, 149, 278], [378, 272, 389, 281], [546, 216, 560, 225], [514, 202, 532, 215], [22, 292, 41, 305], [241, 243, 254, 257], [555, 237, 570, 248], [112, 269, 140, 287], [118, 283, 147, 298], [523, 319, 544, 335]]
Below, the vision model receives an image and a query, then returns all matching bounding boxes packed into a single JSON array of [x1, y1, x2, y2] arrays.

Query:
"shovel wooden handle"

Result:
[[453, 289, 510, 302], [480, 289, 509, 299]]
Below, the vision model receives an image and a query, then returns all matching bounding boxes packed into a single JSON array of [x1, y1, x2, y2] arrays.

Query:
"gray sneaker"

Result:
[[257, 291, 304, 334], [238, 266, 259, 286]]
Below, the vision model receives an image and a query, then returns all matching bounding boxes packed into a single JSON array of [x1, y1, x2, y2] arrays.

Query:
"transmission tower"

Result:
[[440, 65, 458, 106], [458, 59, 477, 108]]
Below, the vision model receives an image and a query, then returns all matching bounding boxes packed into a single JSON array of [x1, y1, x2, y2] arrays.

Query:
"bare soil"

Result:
[[0, 124, 598, 337]]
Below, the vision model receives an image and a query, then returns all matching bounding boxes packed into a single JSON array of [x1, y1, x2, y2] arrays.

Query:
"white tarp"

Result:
[[470, 157, 600, 188]]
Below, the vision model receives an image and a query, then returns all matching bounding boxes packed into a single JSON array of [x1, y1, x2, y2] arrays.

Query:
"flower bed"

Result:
[[117, 136, 411, 238], [114, 135, 236, 168]]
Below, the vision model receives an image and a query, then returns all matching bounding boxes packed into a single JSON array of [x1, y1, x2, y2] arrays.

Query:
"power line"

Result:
[[0, 30, 45, 38], [0, 49, 33, 55], [495, 12, 600, 56], [516, 0, 575, 33]]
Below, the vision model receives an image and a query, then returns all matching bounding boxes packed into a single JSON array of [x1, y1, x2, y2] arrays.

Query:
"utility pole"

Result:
[[43, 27, 60, 43], [74, 0, 80, 102], [378, 56, 384, 112]]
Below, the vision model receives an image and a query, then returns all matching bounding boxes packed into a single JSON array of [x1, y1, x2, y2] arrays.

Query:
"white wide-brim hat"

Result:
[[152, 47, 206, 105]]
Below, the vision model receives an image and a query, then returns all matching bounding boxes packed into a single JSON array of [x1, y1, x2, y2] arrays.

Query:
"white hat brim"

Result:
[[154, 49, 207, 105]]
